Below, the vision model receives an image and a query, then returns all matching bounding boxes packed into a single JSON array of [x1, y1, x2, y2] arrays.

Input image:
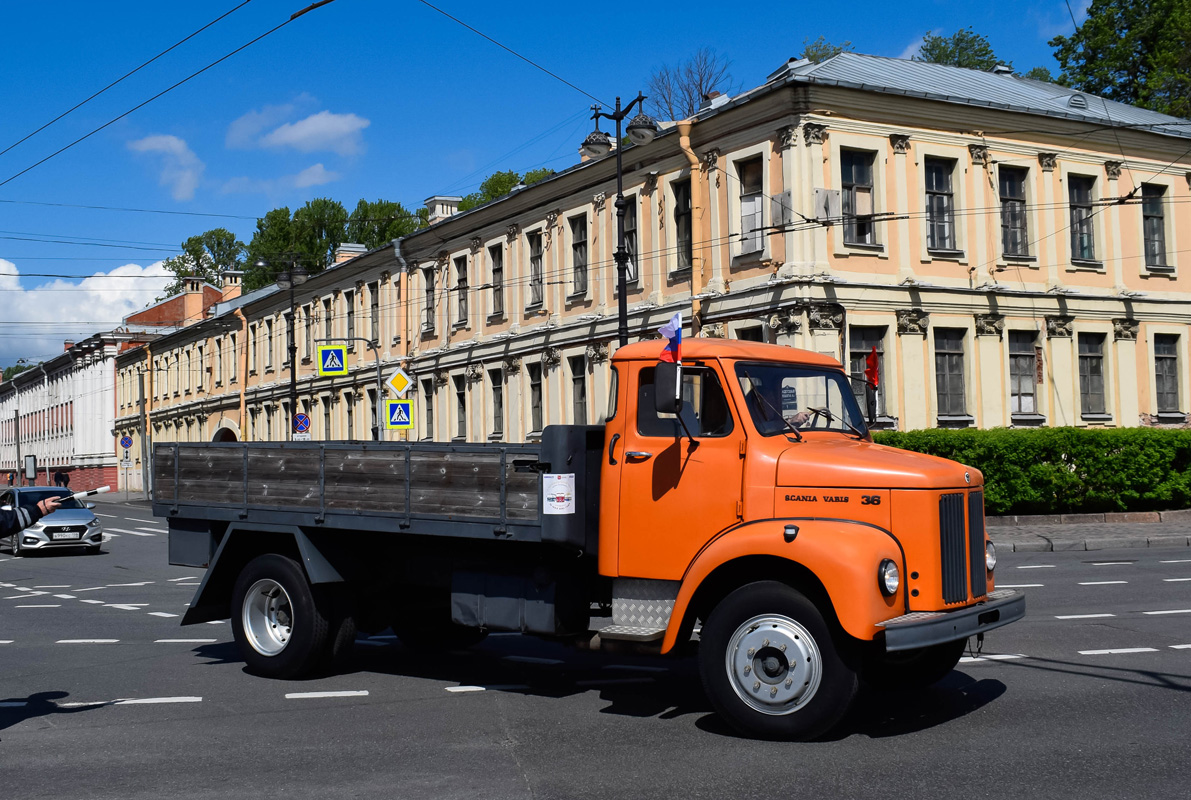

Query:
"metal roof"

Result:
[[771, 53, 1191, 139]]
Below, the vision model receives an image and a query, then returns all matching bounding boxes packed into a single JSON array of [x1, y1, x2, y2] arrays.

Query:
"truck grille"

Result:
[[939, 494, 967, 604], [968, 491, 988, 598]]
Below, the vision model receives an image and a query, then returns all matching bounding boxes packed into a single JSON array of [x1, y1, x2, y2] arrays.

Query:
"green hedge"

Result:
[[871, 427, 1191, 516]]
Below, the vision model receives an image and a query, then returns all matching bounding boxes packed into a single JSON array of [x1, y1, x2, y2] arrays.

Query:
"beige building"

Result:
[[115, 53, 1191, 481]]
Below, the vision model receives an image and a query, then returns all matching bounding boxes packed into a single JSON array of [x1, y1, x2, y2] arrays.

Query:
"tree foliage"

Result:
[[243, 198, 349, 291], [646, 47, 733, 121], [457, 168, 556, 213], [913, 27, 1006, 71], [346, 199, 426, 250], [801, 36, 853, 64], [159, 228, 245, 299], [2, 363, 33, 381], [1022, 65, 1055, 82], [1051, 0, 1191, 118]]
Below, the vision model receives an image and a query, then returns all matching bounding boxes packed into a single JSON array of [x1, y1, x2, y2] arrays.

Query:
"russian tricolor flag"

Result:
[[658, 312, 682, 363]]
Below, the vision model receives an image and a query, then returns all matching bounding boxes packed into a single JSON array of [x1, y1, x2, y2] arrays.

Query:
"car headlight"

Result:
[[878, 559, 900, 596], [87, 518, 101, 528], [985, 540, 997, 572]]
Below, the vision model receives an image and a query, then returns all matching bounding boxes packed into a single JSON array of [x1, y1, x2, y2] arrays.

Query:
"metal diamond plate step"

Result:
[[597, 625, 666, 642]]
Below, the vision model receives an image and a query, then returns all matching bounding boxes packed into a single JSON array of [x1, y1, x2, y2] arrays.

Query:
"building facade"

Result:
[[115, 53, 1191, 472]]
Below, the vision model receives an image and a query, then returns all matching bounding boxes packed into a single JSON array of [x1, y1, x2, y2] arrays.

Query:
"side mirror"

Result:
[[654, 361, 682, 415], [85, 502, 96, 509]]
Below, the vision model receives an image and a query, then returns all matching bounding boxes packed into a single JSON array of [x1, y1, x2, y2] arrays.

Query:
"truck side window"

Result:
[[606, 367, 618, 421], [637, 366, 734, 438]]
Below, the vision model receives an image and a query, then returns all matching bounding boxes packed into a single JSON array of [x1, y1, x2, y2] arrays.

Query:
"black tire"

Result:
[[862, 638, 967, 691], [231, 554, 353, 679], [699, 581, 858, 740], [11, 535, 24, 557]]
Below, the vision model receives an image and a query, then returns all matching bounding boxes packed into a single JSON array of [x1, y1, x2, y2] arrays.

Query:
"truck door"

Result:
[[617, 362, 744, 580]]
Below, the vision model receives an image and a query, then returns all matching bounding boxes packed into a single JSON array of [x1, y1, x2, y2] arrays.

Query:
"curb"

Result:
[[989, 534, 1191, 552], [988, 508, 1191, 527]]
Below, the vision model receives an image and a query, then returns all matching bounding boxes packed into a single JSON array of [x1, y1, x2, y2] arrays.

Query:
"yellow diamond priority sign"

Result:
[[386, 366, 412, 397]]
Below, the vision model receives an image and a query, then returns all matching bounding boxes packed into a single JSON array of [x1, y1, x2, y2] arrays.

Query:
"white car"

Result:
[[1, 486, 104, 556]]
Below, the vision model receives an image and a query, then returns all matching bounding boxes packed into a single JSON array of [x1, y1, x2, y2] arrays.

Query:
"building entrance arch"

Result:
[[212, 418, 240, 442]]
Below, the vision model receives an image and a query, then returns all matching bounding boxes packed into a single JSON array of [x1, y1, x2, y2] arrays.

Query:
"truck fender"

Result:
[[180, 522, 344, 625], [660, 517, 905, 653]]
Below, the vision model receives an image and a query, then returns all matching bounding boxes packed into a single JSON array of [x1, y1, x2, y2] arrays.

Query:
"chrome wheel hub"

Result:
[[242, 579, 293, 657], [725, 614, 822, 715]]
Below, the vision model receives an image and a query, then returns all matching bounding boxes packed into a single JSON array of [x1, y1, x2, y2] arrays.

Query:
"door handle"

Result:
[[625, 451, 653, 460], [608, 433, 620, 465]]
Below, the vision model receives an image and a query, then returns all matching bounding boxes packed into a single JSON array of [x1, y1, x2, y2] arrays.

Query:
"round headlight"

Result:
[[879, 559, 900, 596], [985, 540, 997, 572]]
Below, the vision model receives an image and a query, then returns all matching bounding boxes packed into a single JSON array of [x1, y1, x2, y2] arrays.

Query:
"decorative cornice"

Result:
[[700, 148, 721, 172], [1045, 315, 1073, 338], [1112, 317, 1139, 341], [379, 271, 391, 283], [896, 309, 929, 336], [433, 369, 449, 387], [803, 123, 828, 145], [767, 309, 801, 335], [505, 224, 520, 242], [974, 313, 1005, 337], [546, 210, 559, 228], [592, 192, 607, 212], [697, 322, 728, 338], [465, 363, 483, 383], [968, 144, 989, 166], [889, 133, 910, 154], [584, 342, 610, 364], [502, 356, 521, 374], [543, 347, 562, 368], [808, 303, 844, 331], [1038, 152, 1057, 172], [1104, 160, 1123, 180], [642, 172, 659, 194], [777, 125, 798, 150], [469, 237, 482, 253]]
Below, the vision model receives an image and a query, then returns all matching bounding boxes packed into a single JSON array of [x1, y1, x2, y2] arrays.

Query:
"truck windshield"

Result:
[[735, 363, 868, 438]]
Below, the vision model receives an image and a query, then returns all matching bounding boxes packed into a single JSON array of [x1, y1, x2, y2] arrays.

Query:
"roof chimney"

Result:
[[334, 243, 367, 264], [63, 341, 75, 352], [991, 64, 1014, 75], [220, 270, 243, 302], [424, 195, 462, 225], [182, 275, 206, 326]]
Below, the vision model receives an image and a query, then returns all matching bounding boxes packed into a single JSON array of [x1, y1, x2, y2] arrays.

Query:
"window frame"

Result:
[[527, 231, 544, 308], [1077, 331, 1108, 418], [488, 243, 504, 317], [671, 177, 693, 272], [1154, 333, 1180, 414], [1142, 183, 1169, 269], [453, 255, 469, 326], [999, 166, 1030, 258], [841, 149, 877, 246], [1008, 330, 1039, 416], [933, 328, 968, 418], [1068, 174, 1099, 264], [568, 214, 588, 297]]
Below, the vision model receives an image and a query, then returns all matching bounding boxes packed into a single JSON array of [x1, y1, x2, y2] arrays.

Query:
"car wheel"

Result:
[[862, 638, 967, 691], [699, 581, 858, 740], [231, 554, 354, 679], [11, 535, 23, 557]]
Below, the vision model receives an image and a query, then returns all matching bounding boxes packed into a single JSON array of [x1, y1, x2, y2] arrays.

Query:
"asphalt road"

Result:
[[1, 503, 1189, 799]]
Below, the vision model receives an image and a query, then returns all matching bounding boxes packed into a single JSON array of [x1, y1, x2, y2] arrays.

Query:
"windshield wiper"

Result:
[[743, 369, 802, 443], [805, 407, 867, 440]]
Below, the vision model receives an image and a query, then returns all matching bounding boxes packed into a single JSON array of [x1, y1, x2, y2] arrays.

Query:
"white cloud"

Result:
[[0, 259, 172, 364], [260, 110, 370, 156], [225, 93, 316, 149], [898, 36, 924, 61], [220, 163, 341, 195], [127, 135, 205, 201]]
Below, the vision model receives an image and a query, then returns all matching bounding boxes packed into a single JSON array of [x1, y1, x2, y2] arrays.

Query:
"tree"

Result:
[[346, 199, 427, 250], [1051, 0, 1191, 118], [913, 28, 1006, 71], [2, 363, 32, 382], [1023, 66, 1055, 82], [457, 169, 556, 213], [159, 228, 245, 298], [802, 36, 853, 64], [245, 207, 297, 291], [647, 47, 733, 121]]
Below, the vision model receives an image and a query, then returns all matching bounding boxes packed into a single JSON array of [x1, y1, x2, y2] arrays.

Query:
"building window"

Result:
[[369, 282, 380, 344], [197, 344, 204, 391], [265, 406, 273, 441], [304, 304, 313, 358], [570, 216, 588, 295], [322, 398, 332, 441], [453, 375, 466, 439], [1078, 332, 1107, 415], [570, 355, 587, 424], [1142, 184, 1168, 268], [344, 291, 355, 345], [934, 328, 967, 416], [489, 368, 504, 437], [422, 380, 434, 440], [737, 157, 763, 254], [214, 340, 222, 385], [1009, 331, 1038, 414], [265, 320, 275, 370], [848, 326, 885, 417], [528, 363, 543, 433], [454, 256, 469, 325], [322, 297, 333, 340], [528, 232, 543, 306], [229, 333, 237, 383], [999, 167, 1029, 256], [925, 157, 956, 251], [1155, 334, 1180, 413], [283, 313, 293, 369], [422, 268, 436, 332], [736, 326, 764, 342], [673, 178, 693, 270], [623, 197, 638, 282], [842, 150, 876, 245], [1069, 175, 1097, 261], [489, 244, 504, 316], [345, 393, 355, 441]]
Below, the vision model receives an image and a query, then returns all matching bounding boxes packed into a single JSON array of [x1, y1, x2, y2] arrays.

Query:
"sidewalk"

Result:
[[989, 521, 1191, 552]]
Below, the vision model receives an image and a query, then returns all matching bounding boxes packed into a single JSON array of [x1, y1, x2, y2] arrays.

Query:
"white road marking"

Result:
[[0, 582, 14, 587], [1171, 644, 1191, 649], [1160, 559, 1191, 563], [53, 594, 77, 599], [147, 612, 179, 618], [107, 528, 153, 537], [155, 639, 217, 643], [16, 604, 60, 608], [1079, 581, 1128, 585], [1092, 562, 1133, 566], [1164, 578, 1191, 582], [0, 639, 13, 644], [74, 587, 107, 592], [1143, 609, 1191, 616], [997, 584, 1044, 588], [5, 593, 45, 599], [126, 518, 158, 524], [106, 604, 149, 611], [34, 585, 71, 589], [960, 654, 1027, 663], [503, 656, 564, 665], [1056, 613, 1116, 619], [56, 639, 119, 644], [135, 528, 165, 534], [284, 691, 369, 699], [169, 577, 200, 582], [205, 620, 226, 624], [106, 582, 153, 587], [114, 696, 202, 705], [1017, 565, 1056, 569], [80, 599, 104, 604], [93, 513, 117, 518], [445, 686, 487, 693], [1080, 648, 1159, 655]]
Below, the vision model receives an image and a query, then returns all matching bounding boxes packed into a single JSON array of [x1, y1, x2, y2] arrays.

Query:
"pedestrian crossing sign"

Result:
[[317, 345, 348, 376], [385, 399, 415, 430]]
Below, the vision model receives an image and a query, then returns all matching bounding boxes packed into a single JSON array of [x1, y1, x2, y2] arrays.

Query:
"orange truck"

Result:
[[155, 338, 1023, 739]]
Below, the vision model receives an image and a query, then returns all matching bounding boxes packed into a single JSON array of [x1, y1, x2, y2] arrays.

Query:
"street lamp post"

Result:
[[259, 259, 308, 441], [579, 93, 661, 349]]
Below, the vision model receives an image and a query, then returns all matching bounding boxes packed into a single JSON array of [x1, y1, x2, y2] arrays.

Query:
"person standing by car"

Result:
[[1, 494, 61, 538]]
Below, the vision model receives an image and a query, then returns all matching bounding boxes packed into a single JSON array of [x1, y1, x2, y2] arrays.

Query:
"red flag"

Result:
[[864, 346, 879, 387]]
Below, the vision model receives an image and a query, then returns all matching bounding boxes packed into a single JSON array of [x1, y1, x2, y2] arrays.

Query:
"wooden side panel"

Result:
[[247, 448, 321, 509], [410, 451, 504, 518], [323, 450, 406, 513], [154, 445, 177, 501]]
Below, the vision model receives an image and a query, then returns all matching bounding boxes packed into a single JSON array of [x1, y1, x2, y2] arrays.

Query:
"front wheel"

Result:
[[699, 581, 857, 740], [11, 535, 24, 557]]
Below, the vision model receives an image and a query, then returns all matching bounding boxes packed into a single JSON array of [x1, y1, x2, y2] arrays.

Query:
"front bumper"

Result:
[[18, 528, 103, 550], [878, 589, 1025, 652]]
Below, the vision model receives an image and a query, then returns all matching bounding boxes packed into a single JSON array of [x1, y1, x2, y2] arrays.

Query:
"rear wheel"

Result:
[[699, 581, 857, 740], [231, 554, 354, 679], [863, 639, 967, 691]]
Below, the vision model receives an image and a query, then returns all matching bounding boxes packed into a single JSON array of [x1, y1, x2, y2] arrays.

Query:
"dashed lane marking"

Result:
[[93, 513, 117, 518], [126, 518, 158, 525], [106, 582, 153, 587], [155, 639, 216, 643], [53, 594, 77, 599], [1164, 578, 1191, 582], [1017, 565, 1055, 569], [74, 587, 107, 592], [1056, 614, 1116, 619], [960, 654, 1027, 663], [1143, 609, 1191, 616], [5, 593, 46, 599], [1160, 560, 1191, 564], [1079, 581, 1129, 585], [80, 600, 104, 604], [0, 701, 27, 707], [148, 612, 179, 618], [0, 640, 12, 644], [105, 604, 149, 611], [285, 691, 369, 699], [446, 686, 487, 693], [135, 528, 166, 534], [205, 620, 226, 625], [169, 577, 200, 582], [1172, 644, 1191, 649], [1093, 562, 1133, 566], [34, 585, 71, 589], [16, 604, 60, 608], [1080, 648, 1160, 655], [114, 696, 202, 705], [107, 528, 154, 537], [56, 639, 119, 644], [998, 584, 1044, 588]]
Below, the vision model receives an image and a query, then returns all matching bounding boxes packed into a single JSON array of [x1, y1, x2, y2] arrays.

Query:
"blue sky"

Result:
[[0, 0, 1089, 366]]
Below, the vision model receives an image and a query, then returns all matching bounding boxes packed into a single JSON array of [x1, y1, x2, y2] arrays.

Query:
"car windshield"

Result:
[[17, 489, 81, 510], [735, 362, 868, 437]]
